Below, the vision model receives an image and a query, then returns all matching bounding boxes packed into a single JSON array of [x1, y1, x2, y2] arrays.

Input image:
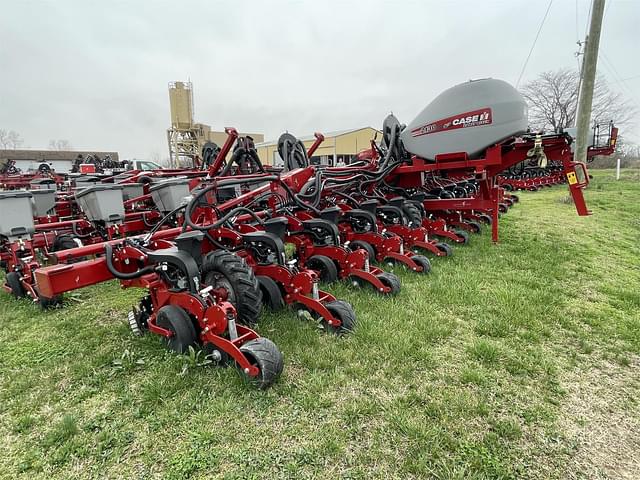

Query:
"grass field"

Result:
[[1, 169, 638, 479]]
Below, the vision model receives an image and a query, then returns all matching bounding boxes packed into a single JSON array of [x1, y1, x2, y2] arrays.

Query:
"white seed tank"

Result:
[[400, 78, 528, 160]]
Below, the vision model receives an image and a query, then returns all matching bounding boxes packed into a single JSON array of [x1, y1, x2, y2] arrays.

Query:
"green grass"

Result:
[[1, 169, 639, 479]]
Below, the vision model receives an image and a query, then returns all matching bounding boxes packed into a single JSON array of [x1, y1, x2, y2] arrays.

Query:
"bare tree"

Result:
[[520, 68, 636, 133], [48, 139, 73, 150], [0, 129, 24, 149]]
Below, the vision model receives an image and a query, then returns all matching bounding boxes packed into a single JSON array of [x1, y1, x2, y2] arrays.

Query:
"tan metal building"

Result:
[[196, 124, 264, 147], [256, 127, 381, 167]]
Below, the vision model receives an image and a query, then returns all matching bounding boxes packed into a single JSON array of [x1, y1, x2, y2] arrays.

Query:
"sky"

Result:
[[1, 0, 638, 160]]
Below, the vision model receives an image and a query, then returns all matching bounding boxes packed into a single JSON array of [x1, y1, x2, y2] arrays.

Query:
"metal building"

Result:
[[256, 127, 382, 166]]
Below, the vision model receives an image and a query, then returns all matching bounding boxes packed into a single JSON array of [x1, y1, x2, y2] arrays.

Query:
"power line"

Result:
[[516, 0, 554, 88], [603, 0, 613, 23], [584, 0, 593, 38], [598, 52, 640, 109], [575, 0, 580, 42]]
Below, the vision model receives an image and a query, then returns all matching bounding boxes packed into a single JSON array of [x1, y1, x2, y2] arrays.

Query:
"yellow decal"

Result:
[[567, 172, 578, 185]]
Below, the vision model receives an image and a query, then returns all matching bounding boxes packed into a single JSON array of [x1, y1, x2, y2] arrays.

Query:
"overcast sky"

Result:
[[1, 0, 638, 159]]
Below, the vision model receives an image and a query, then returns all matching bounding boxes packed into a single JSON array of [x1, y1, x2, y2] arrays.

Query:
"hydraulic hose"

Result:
[[104, 242, 155, 280], [280, 180, 321, 214], [183, 177, 277, 231], [141, 211, 160, 228], [218, 148, 245, 177], [249, 149, 266, 173], [145, 203, 187, 240], [72, 221, 94, 239]]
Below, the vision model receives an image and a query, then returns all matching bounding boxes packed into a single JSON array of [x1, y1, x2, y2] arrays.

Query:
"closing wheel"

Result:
[[377, 272, 401, 295], [52, 234, 85, 263], [52, 234, 80, 252], [466, 221, 482, 234], [411, 254, 431, 274], [323, 300, 356, 335], [477, 214, 492, 225], [201, 251, 262, 326], [440, 190, 454, 199], [509, 194, 520, 203], [306, 255, 338, 284], [498, 203, 509, 213], [349, 240, 376, 262], [402, 203, 423, 228], [155, 305, 198, 354], [257, 275, 285, 311], [239, 338, 284, 389], [6, 272, 26, 299], [503, 198, 514, 207], [436, 242, 453, 256], [454, 230, 470, 244]]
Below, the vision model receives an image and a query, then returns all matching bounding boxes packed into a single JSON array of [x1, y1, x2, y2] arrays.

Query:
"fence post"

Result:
[[616, 158, 621, 180]]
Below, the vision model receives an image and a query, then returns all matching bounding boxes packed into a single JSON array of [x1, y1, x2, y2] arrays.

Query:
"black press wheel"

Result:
[[436, 242, 453, 256], [466, 221, 482, 234], [411, 254, 431, 274], [201, 251, 262, 326], [323, 300, 356, 335], [498, 203, 509, 213], [503, 198, 514, 207], [257, 275, 285, 311], [6, 272, 26, 298], [52, 234, 85, 263], [239, 338, 284, 389], [349, 240, 376, 262], [306, 255, 339, 284], [377, 272, 401, 295], [52, 234, 79, 251], [477, 214, 492, 225], [402, 203, 424, 228], [138, 175, 153, 185], [155, 305, 198, 354], [509, 194, 520, 203], [454, 230, 470, 244]]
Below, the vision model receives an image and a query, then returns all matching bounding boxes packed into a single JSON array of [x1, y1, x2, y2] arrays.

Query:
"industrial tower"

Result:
[[166, 81, 198, 167], [166, 81, 265, 167]]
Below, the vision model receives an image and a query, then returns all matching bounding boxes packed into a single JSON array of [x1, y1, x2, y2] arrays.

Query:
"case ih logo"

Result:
[[411, 108, 492, 137]]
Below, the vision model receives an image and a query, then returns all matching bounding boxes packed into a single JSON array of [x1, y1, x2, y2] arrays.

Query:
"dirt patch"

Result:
[[558, 356, 640, 479]]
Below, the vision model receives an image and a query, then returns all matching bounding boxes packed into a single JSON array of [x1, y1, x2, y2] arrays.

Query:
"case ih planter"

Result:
[[1, 78, 615, 389]]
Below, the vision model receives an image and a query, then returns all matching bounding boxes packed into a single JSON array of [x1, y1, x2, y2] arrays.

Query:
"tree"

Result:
[[48, 139, 73, 150], [520, 68, 636, 133], [0, 129, 24, 149]]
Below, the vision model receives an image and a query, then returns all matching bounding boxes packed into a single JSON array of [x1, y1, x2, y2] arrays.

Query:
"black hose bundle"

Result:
[[104, 242, 155, 280], [219, 137, 266, 177], [183, 177, 277, 231], [278, 133, 309, 171]]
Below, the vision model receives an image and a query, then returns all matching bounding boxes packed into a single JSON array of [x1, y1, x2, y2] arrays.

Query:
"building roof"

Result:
[[255, 126, 381, 147]]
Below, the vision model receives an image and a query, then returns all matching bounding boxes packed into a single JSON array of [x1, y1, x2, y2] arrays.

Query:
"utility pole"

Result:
[[574, 0, 606, 164]]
